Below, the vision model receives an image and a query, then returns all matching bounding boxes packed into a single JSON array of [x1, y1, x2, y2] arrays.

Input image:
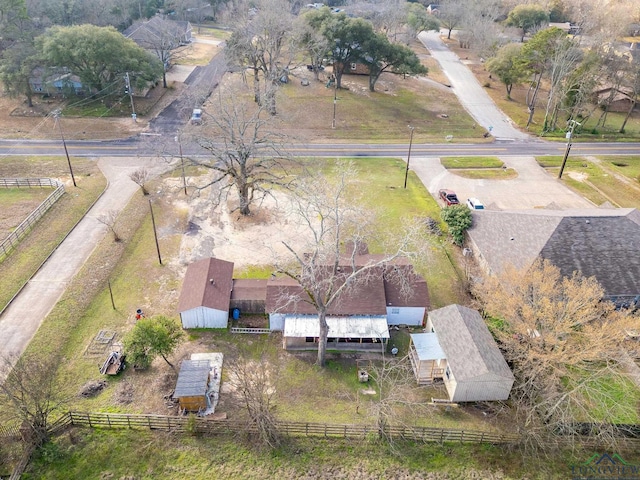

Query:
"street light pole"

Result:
[[404, 125, 415, 189], [558, 120, 581, 179], [54, 113, 76, 187]]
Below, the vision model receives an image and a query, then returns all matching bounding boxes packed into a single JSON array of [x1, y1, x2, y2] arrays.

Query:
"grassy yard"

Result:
[[536, 155, 640, 208], [21, 428, 589, 480], [0, 157, 105, 311], [441, 157, 504, 169]]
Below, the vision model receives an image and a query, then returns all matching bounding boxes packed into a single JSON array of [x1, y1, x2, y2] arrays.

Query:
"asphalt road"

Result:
[[1, 138, 640, 158]]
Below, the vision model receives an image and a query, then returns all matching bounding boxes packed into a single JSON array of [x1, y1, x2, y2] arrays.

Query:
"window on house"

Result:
[[391, 308, 400, 315], [445, 366, 450, 379], [350, 62, 357, 70]]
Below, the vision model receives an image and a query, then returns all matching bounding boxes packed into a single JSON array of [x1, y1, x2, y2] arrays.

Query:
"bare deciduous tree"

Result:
[[473, 259, 638, 452], [192, 89, 293, 216], [226, 348, 281, 448], [129, 167, 151, 195], [226, 0, 296, 114], [97, 210, 121, 241], [273, 162, 430, 367], [0, 353, 71, 446], [366, 355, 434, 445]]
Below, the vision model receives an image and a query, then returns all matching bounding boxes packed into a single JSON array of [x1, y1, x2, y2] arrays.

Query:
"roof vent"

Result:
[[510, 237, 515, 241], [586, 219, 590, 224], [209, 278, 215, 285]]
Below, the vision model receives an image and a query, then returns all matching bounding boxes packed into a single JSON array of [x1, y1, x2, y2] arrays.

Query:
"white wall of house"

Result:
[[269, 313, 285, 331], [386, 306, 425, 326], [180, 306, 228, 329]]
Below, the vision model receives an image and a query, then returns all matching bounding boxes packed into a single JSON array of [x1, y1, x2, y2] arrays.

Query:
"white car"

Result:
[[466, 197, 485, 210], [190, 109, 202, 125]]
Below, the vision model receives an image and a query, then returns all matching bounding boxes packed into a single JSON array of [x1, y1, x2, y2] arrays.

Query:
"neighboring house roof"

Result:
[[123, 15, 192, 47], [178, 257, 234, 313], [173, 359, 210, 398], [429, 305, 513, 382], [467, 208, 640, 297]]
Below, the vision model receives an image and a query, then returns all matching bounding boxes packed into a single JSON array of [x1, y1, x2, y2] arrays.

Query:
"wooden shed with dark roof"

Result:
[[425, 305, 514, 402], [173, 359, 211, 412], [178, 257, 234, 328]]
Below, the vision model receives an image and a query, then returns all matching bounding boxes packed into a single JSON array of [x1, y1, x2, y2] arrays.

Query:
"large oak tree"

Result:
[[36, 24, 163, 92]]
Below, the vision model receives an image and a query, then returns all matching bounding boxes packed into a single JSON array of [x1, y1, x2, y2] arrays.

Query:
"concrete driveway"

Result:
[[411, 156, 594, 210], [418, 31, 531, 142]]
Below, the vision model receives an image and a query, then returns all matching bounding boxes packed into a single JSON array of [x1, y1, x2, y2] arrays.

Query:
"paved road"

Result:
[[148, 50, 227, 135], [418, 31, 531, 142], [1, 138, 639, 158]]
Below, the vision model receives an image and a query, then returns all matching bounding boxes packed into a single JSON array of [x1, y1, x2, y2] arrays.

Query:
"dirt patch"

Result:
[[0, 188, 52, 240], [164, 176, 315, 270], [79, 380, 108, 398]]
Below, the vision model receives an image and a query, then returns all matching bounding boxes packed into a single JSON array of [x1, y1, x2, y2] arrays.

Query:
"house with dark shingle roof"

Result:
[[466, 208, 640, 308], [411, 305, 514, 402], [177, 257, 234, 328]]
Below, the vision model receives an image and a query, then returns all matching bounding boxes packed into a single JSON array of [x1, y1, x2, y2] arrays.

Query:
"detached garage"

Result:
[[178, 257, 234, 328]]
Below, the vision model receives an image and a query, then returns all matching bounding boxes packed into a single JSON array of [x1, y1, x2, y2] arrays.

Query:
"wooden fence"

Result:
[[0, 178, 65, 259], [230, 327, 272, 334], [46, 411, 519, 445]]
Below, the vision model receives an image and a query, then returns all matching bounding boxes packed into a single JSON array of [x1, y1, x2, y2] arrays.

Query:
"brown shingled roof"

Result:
[[177, 258, 234, 313], [265, 274, 387, 315]]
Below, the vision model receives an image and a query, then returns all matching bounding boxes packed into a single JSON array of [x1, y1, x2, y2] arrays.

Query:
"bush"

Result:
[[441, 205, 472, 246]]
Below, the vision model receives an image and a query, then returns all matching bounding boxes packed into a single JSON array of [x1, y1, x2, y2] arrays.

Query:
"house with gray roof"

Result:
[[466, 208, 640, 308], [411, 304, 514, 402]]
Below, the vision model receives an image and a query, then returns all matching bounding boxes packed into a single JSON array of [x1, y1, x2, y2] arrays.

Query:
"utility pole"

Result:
[[558, 120, 581, 179], [175, 135, 187, 195], [125, 72, 137, 123], [404, 125, 415, 189], [54, 112, 76, 187], [149, 199, 162, 265]]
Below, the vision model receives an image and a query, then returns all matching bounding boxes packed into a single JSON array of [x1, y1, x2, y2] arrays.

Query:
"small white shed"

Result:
[[425, 305, 514, 402], [178, 257, 234, 328]]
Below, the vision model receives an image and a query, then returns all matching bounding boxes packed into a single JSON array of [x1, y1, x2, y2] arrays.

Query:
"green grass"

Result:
[[448, 168, 518, 180], [598, 155, 640, 182], [23, 428, 585, 479], [0, 188, 51, 211], [441, 157, 504, 169], [536, 156, 640, 208]]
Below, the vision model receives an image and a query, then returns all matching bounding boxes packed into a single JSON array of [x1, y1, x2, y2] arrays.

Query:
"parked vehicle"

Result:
[[190, 108, 202, 125], [466, 197, 485, 210], [439, 189, 459, 206]]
